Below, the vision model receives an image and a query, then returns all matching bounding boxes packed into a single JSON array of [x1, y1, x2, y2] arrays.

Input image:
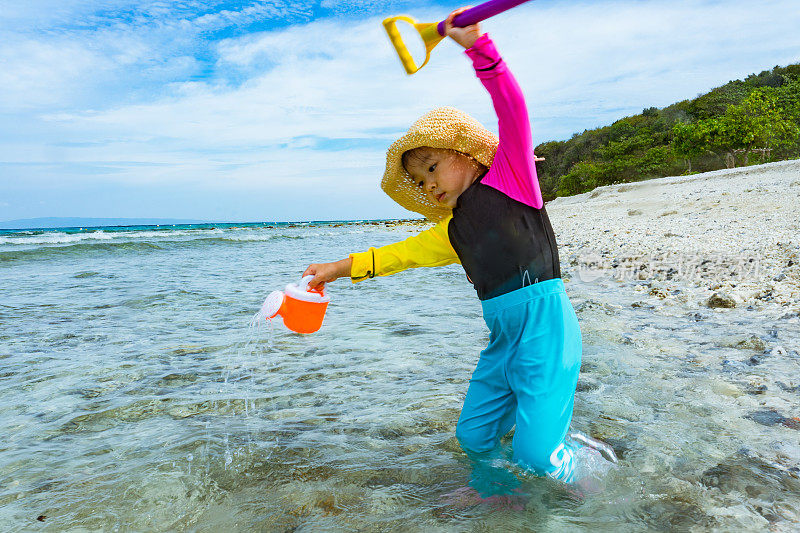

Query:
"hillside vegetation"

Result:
[[535, 63, 800, 200]]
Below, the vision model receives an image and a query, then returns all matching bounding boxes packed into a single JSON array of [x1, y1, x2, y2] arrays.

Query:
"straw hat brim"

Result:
[[381, 107, 499, 221]]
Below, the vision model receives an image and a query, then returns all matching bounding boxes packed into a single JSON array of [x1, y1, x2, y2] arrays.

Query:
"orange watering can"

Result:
[[260, 275, 331, 334]]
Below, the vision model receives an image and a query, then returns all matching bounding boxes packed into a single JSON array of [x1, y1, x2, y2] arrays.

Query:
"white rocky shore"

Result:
[[547, 159, 800, 314]]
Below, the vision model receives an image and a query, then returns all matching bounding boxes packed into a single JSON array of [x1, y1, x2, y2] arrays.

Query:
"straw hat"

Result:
[[381, 106, 499, 221]]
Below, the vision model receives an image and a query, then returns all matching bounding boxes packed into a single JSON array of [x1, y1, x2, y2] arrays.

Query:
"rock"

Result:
[[649, 287, 668, 299], [701, 450, 800, 523], [746, 409, 785, 426], [707, 293, 736, 308], [744, 383, 768, 395], [721, 358, 748, 372], [575, 299, 619, 315], [580, 360, 611, 376], [576, 379, 600, 393], [755, 288, 774, 301], [776, 381, 800, 393], [158, 372, 199, 386], [710, 380, 741, 397], [770, 346, 788, 356], [734, 335, 766, 352], [783, 417, 800, 430], [701, 463, 745, 491]]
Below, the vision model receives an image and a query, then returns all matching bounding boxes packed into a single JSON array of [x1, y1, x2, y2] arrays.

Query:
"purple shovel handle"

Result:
[[436, 0, 531, 36]]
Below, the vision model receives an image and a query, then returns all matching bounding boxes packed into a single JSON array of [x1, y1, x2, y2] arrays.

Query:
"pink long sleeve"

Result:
[[464, 34, 543, 210]]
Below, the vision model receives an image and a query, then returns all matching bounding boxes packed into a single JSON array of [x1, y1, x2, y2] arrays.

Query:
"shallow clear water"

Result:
[[1, 222, 799, 531]]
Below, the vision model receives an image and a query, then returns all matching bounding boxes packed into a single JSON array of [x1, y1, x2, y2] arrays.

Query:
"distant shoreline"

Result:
[[0, 217, 427, 232], [0, 218, 430, 231]]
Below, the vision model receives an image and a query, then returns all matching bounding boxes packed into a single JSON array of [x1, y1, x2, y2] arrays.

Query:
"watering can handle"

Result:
[[299, 274, 315, 291], [435, 0, 530, 36], [299, 274, 326, 295]]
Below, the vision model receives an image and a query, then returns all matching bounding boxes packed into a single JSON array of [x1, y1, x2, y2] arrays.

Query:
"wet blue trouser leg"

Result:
[[455, 278, 582, 494]]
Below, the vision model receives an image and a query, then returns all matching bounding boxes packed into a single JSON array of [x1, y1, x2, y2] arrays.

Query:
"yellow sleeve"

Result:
[[349, 216, 460, 282]]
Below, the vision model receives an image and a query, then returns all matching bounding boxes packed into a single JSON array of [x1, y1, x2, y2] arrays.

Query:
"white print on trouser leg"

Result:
[[547, 443, 575, 483]]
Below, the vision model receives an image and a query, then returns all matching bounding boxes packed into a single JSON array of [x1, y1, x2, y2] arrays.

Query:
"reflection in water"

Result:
[[0, 222, 798, 530]]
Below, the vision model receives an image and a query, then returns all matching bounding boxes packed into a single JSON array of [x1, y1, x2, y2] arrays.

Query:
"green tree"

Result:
[[672, 121, 711, 171], [536, 61, 800, 198], [721, 87, 800, 164]]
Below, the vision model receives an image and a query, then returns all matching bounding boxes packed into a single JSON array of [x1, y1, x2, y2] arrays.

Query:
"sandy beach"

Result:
[[547, 159, 800, 313]]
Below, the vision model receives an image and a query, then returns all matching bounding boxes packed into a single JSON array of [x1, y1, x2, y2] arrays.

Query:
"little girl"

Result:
[[304, 9, 603, 487]]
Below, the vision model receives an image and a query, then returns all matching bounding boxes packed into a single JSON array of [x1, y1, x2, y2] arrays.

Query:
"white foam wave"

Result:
[[0, 231, 114, 246], [0, 228, 231, 246], [0, 224, 376, 248], [112, 229, 224, 240], [216, 234, 284, 242]]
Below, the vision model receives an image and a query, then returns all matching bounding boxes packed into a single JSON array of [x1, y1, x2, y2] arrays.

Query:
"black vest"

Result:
[[448, 175, 561, 301]]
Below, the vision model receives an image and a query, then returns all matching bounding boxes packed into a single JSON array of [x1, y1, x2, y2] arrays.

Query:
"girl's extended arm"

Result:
[[350, 216, 459, 281], [464, 34, 544, 209], [304, 216, 460, 290]]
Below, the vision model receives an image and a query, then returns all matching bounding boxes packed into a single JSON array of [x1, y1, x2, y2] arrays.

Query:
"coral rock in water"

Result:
[[706, 292, 736, 308]]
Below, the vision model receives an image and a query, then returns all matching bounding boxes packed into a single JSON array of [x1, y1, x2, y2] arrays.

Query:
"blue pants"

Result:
[[456, 278, 582, 488]]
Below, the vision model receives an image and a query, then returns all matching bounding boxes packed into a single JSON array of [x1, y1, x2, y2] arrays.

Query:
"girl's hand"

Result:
[[302, 258, 352, 291], [445, 6, 482, 49]]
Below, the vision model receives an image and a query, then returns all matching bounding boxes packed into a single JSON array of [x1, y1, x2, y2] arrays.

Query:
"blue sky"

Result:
[[1, 0, 799, 222]]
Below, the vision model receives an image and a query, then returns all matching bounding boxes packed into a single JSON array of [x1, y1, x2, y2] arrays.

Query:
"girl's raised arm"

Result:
[[465, 34, 543, 209]]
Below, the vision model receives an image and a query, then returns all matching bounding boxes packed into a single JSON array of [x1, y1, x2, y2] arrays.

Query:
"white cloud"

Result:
[[0, 39, 105, 110], [0, 0, 308, 112]]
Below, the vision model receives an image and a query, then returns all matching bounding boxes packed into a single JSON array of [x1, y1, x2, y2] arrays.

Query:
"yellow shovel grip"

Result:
[[383, 16, 426, 74]]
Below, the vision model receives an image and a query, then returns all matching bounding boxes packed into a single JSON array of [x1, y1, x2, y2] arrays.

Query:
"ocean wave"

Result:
[[0, 233, 317, 263], [192, 234, 304, 243], [115, 228, 225, 240], [0, 228, 229, 246], [0, 241, 164, 263], [142, 234, 304, 250], [0, 224, 381, 263], [0, 231, 114, 246]]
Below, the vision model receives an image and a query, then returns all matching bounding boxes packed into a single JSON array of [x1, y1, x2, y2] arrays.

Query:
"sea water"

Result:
[[1, 222, 798, 531]]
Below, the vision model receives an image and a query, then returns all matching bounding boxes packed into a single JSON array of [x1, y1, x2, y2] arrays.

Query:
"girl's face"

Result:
[[403, 147, 486, 209]]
